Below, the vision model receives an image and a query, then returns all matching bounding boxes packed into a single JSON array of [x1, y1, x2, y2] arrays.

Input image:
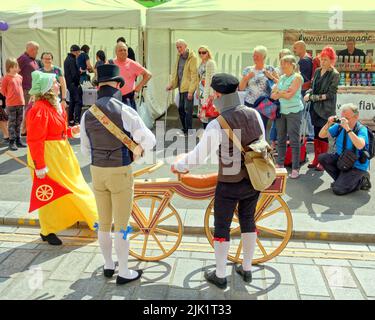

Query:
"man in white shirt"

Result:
[[171, 73, 265, 289], [81, 64, 156, 285]]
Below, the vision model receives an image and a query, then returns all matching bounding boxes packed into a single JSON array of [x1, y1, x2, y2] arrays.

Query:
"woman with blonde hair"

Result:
[[197, 45, 217, 128], [26, 71, 98, 245], [271, 55, 304, 179]]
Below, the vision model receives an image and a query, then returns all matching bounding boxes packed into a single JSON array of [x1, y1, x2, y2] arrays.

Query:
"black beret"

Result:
[[211, 73, 239, 94]]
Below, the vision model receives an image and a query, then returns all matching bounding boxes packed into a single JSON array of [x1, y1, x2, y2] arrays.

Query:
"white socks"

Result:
[[242, 232, 257, 271], [114, 232, 139, 279], [214, 241, 230, 278], [98, 231, 115, 270]]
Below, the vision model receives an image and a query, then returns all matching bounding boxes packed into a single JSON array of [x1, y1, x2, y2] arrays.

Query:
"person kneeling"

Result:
[[318, 103, 371, 195]]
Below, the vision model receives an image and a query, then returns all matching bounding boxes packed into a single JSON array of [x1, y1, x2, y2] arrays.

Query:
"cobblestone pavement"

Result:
[[1, 225, 375, 300]]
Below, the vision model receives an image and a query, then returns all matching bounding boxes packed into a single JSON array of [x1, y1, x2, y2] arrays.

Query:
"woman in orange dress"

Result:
[[27, 71, 98, 245]]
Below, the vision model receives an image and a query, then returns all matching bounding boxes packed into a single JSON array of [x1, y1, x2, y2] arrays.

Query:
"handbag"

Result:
[[199, 99, 219, 119], [253, 96, 280, 120], [217, 115, 276, 191], [336, 127, 358, 172]]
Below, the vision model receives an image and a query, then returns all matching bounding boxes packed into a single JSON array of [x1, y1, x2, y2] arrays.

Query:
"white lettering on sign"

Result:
[[329, 6, 343, 30]]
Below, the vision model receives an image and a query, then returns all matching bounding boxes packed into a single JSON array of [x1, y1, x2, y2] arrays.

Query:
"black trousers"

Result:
[[214, 178, 260, 241], [122, 91, 137, 111], [318, 153, 369, 195], [68, 83, 83, 124], [178, 92, 194, 132]]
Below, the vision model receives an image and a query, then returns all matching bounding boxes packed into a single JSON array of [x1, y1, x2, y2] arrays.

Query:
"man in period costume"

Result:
[[171, 73, 265, 289], [80, 64, 156, 285]]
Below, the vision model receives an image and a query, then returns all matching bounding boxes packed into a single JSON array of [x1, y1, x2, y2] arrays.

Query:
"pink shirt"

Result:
[[113, 58, 145, 96], [1, 74, 25, 107]]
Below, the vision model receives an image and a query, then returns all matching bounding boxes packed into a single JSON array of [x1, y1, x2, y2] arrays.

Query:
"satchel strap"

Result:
[[89, 104, 138, 153], [217, 115, 245, 154]]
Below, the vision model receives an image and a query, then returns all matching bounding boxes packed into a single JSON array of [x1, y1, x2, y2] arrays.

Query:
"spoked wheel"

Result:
[[129, 195, 183, 261], [204, 195, 292, 264]]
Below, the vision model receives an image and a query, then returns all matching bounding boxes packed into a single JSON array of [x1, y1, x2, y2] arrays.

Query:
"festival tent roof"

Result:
[[0, 0, 145, 29], [147, 0, 375, 30]]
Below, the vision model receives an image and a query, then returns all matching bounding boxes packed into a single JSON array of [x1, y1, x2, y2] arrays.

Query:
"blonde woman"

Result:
[[271, 55, 304, 179], [26, 71, 98, 245], [197, 45, 216, 128]]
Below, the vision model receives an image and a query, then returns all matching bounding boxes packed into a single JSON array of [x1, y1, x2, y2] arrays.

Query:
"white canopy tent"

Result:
[[146, 0, 375, 118], [0, 0, 145, 69]]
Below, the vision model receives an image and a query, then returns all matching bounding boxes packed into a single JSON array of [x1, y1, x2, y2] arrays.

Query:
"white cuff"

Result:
[[72, 132, 80, 138], [35, 167, 49, 177]]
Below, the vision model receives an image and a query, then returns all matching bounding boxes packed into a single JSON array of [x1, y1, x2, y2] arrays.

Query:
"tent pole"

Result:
[[57, 28, 62, 67]]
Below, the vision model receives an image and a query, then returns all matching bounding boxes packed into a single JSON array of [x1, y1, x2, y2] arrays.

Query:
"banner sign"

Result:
[[284, 30, 375, 46]]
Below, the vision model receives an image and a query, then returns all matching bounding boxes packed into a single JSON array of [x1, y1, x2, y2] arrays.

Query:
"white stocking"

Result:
[[242, 232, 257, 271], [114, 232, 139, 279], [98, 231, 115, 270], [214, 241, 230, 278]]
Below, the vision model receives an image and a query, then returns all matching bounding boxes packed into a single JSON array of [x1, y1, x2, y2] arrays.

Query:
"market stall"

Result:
[[147, 0, 375, 122], [285, 30, 375, 129]]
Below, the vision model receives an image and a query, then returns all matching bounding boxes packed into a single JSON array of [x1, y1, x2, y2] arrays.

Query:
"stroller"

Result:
[[283, 102, 311, 167]]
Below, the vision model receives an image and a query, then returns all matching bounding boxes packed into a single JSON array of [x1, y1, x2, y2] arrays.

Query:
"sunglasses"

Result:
[[198, 51, 208, 55]]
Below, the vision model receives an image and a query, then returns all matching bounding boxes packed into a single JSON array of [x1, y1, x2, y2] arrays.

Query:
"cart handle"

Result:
[[133, 161, 164, 177]]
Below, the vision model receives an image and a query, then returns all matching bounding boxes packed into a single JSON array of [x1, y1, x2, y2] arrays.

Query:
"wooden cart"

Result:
[[129, 162, 291, 264]]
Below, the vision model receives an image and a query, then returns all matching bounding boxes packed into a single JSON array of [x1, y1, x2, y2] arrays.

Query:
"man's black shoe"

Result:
[[16, 138, 27, 148], [116, 270, 143, 285], [9, 140, 18, 151], [360, 176, 372, 191], [40, 233, 63, 245], [204, 270, 227, 289], [235, 265, 252, 283], [103, 268, 115, 278]]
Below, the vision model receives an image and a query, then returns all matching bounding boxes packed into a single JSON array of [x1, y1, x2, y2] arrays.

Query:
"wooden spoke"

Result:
[[256, 238, 268, 256], [132, 203, 148, 227], [255, 196, 274, 220], [155, 211, 175, 225], [148, 198, 157, 223], [257, 206, 283, 222], [154, 227, 179, 237], [130, 231, 143, 240], [235, 239, 243, 261], [151, 234, 167, 254], [230, 226, 241, 236], [256, 225, 286, 238], [142, 234, 149, 257]]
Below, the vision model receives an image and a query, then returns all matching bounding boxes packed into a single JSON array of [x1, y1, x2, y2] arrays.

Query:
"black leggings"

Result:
[[314, 125, 328, 143]]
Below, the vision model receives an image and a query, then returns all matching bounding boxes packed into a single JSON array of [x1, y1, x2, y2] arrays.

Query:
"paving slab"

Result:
[[322, 266, 357, 288], [267, 284, 299, 300], [331, 287, 365, 300], [0, 249, 40, 278], [293, 265, 330, 297], [352, 268, 375, 297]]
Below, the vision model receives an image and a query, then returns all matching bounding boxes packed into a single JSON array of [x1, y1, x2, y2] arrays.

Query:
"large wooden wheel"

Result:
[[204, 194, 292, 264], [129, 195, 183, 261]]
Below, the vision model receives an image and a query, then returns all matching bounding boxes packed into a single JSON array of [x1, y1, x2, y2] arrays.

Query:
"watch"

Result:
[[346, 129, 353, 133], [61, 98, 66, 101]]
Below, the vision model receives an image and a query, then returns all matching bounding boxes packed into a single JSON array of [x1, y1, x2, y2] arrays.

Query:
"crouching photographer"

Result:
[[318, 103, 372, 195]]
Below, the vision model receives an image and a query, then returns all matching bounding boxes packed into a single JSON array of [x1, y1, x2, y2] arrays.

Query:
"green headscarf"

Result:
[[29, 71, 55, 95]]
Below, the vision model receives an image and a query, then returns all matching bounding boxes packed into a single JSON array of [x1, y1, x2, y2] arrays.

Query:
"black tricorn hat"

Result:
[[96, 64, 125, 88]]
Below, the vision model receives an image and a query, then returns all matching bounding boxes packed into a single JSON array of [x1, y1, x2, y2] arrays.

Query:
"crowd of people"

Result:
[[0, 36, 372, 289]]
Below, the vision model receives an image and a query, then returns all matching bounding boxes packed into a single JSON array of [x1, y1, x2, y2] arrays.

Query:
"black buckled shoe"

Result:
[[40, 233, 63, 246], [235, 265, 252, 283], [16, 138, 27, 148], [116, 270, 143, 285], [103, 262, 117, 278], [204, 270, 227, 289], [103, 268, 115, 278]]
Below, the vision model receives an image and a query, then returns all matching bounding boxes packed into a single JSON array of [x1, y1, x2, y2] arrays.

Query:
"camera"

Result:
[[333, 117, 341, 124]]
